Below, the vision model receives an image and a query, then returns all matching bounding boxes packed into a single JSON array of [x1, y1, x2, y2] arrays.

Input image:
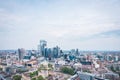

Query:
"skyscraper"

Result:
[[52, 46, 60, 58], [18, 48, 26, 61], [76, 48, 79, 56], [39, 40, 47, 56]]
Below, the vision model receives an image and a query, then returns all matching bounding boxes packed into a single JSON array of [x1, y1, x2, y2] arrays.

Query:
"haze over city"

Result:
[[0, 0, 120, 50]]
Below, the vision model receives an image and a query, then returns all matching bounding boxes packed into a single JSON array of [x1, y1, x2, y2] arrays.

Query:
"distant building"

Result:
[[114, 56, 119, 62], [6, 53, 18, 66], [47, 48, 52, 60], [75, 49, 79, 56], [104, 72, 119, 80], [105, 55, 112, 61], [25, 59, 38, 68], [68, 74, 80, 80], [77, 72, 95, 80], [38, 40, 62, 59], [52, 46, 60, 58], [23, 56, 31, 62], [6, 54, 12, 66], [0, 75, 6, 80], [68, 72, 96, 80], [44, 46, 61, 59], [39, 40, 47, 56], [18, 48, 26, 61], [44, 48, 48, 58], [70, 49, 76, 55]]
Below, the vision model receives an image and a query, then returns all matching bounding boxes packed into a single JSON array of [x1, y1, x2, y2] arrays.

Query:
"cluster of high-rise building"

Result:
[[0, 40, 120, 80], [38, 40, 62, 59]]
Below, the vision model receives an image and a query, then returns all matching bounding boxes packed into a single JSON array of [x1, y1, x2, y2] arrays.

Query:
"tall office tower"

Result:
[[114, 56, 119, 62], [38, 44, 40, 54], [18, 48, 26, 61], [40, 40, 47, 56], [44, 48, 49, 58], [75, 48, 79, 56], [53, 46, 60, 58], [71, 49, 76, 55], [105, 55, 112, 61]]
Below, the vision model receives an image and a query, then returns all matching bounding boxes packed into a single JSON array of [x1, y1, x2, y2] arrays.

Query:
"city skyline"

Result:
[[0, 0, 120, 50]]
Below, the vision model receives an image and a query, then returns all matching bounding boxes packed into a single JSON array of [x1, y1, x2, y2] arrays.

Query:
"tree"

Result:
[[30, 72, 34, 78], [48, 63, 53, 70], [37, 75, 45, 80], [110, 65, 115, 72], [32, 78, 36, 80], [13, 75, 22, 80], [48, 63, 52, 68], [60, 66, 74, 75], [30, 71, 38, 78], [35, 71, 38, 76]]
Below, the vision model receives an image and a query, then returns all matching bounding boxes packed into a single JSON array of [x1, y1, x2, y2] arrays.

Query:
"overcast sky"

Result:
[[0, 0, 120, 50]]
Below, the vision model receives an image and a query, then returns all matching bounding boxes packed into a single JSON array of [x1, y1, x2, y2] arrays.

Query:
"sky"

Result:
[[0, 0, 120, 50]]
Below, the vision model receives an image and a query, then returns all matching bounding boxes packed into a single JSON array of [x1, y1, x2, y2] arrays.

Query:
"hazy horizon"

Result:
[[0, 0, 120, 50]]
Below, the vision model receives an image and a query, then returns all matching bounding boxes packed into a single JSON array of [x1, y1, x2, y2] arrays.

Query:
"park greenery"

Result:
[[38, 64, 53, 71], [31, 78, 36, 80], [37, 75, 45, 80], [48, 63, 53, 70], [30, 70, 45, 80], [30, 71, 38, 78], [31, 75, 45, 80], [60, 66, 75, 75], [13, 75, 22, 80]]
